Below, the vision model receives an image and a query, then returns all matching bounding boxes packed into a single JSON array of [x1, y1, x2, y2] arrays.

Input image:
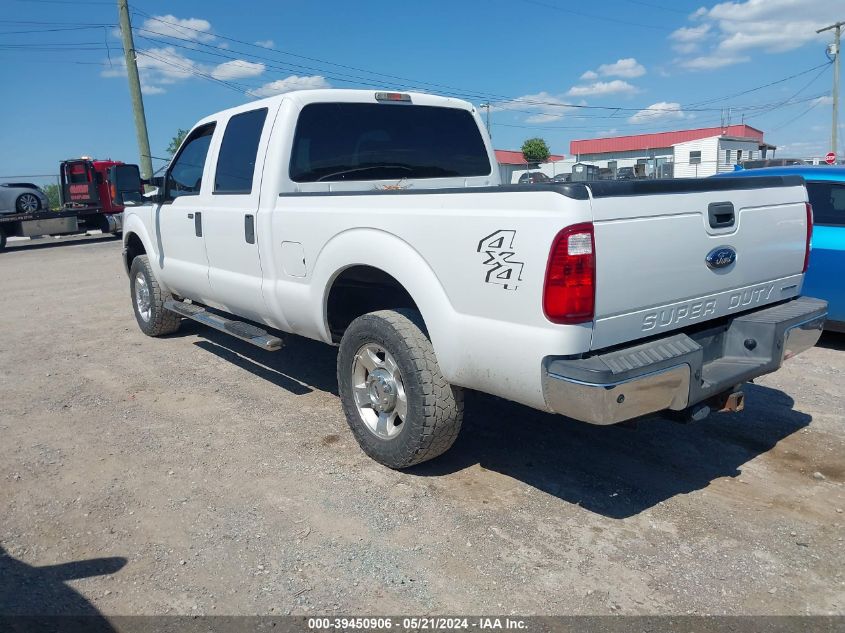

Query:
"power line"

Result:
[[681, 62, 831, 107], [624, 0, 689, 14], [513, 0, 672, 31], [131, 10, 485, 97], [127, 10, 837, 119], [20, 7, 821, 141], [494, 93, 831, 132], [13, 0, 114, 4], [136, 49, 253, 95], [0, 19, 114, 26], [133, 24, 820, 116], [770, 98, 827, 132], [0, 25, 115, 34]]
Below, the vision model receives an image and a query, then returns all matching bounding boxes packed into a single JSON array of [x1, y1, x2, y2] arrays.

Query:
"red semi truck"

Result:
[[0, 157, 142, 251]]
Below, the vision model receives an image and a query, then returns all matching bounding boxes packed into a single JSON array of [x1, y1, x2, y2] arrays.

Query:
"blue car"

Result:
[[715, 166, 844, 331]]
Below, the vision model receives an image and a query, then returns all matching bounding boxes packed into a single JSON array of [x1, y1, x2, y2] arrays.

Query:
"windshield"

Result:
[[289, 102, 491, 182]]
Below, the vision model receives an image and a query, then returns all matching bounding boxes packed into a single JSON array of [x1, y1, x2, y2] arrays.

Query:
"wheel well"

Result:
[[326, 266, 419, 342], [124, 232, 146, 270]]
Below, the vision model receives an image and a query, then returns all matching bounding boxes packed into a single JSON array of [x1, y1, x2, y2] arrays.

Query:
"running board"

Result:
[[164, 300, 283, 351]]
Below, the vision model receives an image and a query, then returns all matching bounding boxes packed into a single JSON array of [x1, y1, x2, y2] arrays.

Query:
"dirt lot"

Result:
[[0, 234, 843, 616]]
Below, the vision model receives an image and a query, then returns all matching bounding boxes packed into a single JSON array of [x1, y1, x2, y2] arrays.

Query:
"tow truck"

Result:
[[0, 157, 142, 251]]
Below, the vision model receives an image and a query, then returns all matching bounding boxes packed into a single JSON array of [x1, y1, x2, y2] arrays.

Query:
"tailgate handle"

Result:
[[708, 201, 735, 229]]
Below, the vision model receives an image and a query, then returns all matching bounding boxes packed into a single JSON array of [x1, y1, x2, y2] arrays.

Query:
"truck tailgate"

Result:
[[587, 177, 809, 350]]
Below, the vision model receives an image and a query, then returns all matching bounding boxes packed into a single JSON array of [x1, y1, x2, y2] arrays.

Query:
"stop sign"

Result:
[[825, 151, 836, 165]]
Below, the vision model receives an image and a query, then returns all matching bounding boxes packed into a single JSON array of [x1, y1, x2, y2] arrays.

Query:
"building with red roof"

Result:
[[569, 125, 776, 178]]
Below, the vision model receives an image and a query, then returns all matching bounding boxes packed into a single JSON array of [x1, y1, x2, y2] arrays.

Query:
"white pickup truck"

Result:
[[120, 89, 827, 469]]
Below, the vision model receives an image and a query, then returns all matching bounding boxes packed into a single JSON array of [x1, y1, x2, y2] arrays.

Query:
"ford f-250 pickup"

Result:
[[119, 89, 827, 469]]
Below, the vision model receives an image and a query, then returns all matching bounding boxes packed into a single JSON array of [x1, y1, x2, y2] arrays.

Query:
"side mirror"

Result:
[[109, 164, 143, 206], [144, 175, 166, 203]]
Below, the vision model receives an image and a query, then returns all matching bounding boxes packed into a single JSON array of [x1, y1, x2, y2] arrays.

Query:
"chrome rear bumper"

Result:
[[542, 297, 827, 425]]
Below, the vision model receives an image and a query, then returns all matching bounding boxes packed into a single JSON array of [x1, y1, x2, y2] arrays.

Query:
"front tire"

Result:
[[129, 254, 181, 337], [337, 309, 463, 469], [16, 193, 41, 213]]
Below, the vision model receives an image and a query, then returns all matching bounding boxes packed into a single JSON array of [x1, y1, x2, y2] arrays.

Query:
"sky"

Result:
[[0, 0, 843, 185]]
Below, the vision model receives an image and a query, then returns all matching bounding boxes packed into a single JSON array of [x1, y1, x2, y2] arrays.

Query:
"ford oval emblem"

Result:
[[706, 246, 736, 269]]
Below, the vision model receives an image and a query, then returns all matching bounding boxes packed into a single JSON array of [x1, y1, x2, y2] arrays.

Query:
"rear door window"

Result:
[[290, 102, 491, 182], [67, 162, 91, 183], [214, 108, 268, 194], [807, 182, 845, 226], [167, 123, 216, 198]]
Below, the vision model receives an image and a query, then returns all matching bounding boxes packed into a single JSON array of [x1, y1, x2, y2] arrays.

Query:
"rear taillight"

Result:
[[803, 202, 813, 273], [543, 222, 595, 324]]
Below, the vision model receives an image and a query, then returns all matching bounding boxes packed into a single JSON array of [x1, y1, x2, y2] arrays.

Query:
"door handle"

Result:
[[244, 214, 255, 244], [194, 211, 203, 237]]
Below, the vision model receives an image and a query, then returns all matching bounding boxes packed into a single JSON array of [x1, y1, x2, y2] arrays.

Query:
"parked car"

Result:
[[518, 171, 550, 184], [551, 173, 570, 183], [0, 182, 49, 214], [739, 158, 808, 170], [121, 89, 825, 469], [615, 166, 637, 180], [715, 165, 844, 331]]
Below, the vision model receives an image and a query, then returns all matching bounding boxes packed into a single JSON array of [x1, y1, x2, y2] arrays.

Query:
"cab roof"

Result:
[[193, 89, 477, 127]]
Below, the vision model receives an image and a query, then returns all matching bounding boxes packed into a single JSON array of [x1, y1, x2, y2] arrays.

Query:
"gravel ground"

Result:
[[0, 234, 843, 616]]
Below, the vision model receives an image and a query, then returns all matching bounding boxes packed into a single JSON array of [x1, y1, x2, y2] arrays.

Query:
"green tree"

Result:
[[41, 183, 61, 210], [521, 137, 551, 164], [167, 128, 189, 156]]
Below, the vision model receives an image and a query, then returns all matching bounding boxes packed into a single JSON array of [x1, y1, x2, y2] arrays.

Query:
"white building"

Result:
[[569, 124, 777, 179], [494, 150, 567, 184]]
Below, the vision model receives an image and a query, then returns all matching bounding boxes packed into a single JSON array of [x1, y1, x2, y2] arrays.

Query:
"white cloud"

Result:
[[776, 140, 829, 157], [211, 60, 265, 80], [580, 58, 645, 81], [596, 58, 646, 79], [255, 39, 275, 49], [680, 54, 750, 70], [140, 14, 215, 42], [674, 0, 840, 70], [248, 75, 330, 98], [566, 80, 639, 97], [103, 14, 224, 93], [628, 102, 687, 124], [141, 84, 166, 95], [492, 91, 578, 123], [102, 46, 206, 93], [103, 45, 268, 93], [669, 24, 711, 53]]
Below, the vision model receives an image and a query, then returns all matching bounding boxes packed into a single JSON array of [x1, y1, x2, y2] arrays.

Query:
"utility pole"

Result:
[[818, 21, 844, 156], [117, 0, 153, 181], [479, 103, 491, 137]]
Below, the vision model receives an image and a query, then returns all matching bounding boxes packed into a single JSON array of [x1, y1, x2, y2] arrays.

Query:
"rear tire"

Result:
[[0, 229, 6, 252], [337, 309, 463, 469], [15, 193, 41, 213], [129, 254, 181, 337]]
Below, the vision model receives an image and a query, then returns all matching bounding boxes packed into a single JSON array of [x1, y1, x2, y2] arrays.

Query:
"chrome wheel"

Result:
[[134, 272, 152, 322], [351, 343, 408, 440], [17, 193, 39, 213]]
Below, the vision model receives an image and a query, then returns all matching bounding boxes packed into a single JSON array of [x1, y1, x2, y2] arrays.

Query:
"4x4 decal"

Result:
[[477, 230, 524, 290]]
